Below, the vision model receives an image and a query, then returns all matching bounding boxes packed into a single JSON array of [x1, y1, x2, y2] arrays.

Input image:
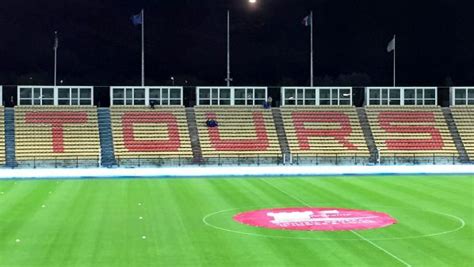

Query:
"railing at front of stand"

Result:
[[379, 153, 460, 166], [14, 156, 101, 169], [292, 153, 369, 166], [203, 155, 283, 166], [5, 152, 466, 169]]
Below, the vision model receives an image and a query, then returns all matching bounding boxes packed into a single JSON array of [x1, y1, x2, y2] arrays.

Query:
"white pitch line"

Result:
[[350, 230, 411, 267], [260, 178, 412, 267]]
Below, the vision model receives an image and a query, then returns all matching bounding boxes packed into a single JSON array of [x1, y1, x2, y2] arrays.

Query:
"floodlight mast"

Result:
[[226, 10, 231, 86], [226, 1, 257, 86]]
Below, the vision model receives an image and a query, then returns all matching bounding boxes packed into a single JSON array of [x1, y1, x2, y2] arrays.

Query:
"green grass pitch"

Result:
[[0, 175, 472, 266]]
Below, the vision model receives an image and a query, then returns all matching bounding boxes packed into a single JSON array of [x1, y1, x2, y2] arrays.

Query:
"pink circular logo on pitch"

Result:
[[233, 207, 397, 231]]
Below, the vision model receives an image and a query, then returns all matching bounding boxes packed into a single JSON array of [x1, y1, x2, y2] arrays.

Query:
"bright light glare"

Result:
[[249, 0, 257, 3]]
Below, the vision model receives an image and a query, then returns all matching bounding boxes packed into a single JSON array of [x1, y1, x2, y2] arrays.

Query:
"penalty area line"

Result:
[[259, 178, 412, 267]]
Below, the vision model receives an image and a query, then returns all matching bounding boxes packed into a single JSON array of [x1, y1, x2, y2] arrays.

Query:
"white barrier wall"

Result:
[[0, 165, 473, 179]]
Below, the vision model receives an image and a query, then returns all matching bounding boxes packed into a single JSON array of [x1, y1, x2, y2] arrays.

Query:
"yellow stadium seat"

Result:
[[15, 106, 101, 162], [280, 106, 370, 157], [110, 106, 193, 160], [366, 106, 458, 157], [0, 107, 5, 165], [194, 106, 281, 158], [450, 106, 474, 160]]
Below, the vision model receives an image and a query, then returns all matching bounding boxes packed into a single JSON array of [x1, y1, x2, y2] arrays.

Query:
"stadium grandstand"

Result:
[[0, 84, 471, 168]]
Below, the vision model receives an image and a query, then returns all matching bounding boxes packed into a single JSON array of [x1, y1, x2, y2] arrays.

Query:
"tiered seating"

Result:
[[366, 106, 458, 157], [195, 106, 281, 158], [15, 106, 100, 161], [110, 106, 192, 159], [451, 106, 474, 160], [280, 106, 369, 157], [0, 107, 5, 165]]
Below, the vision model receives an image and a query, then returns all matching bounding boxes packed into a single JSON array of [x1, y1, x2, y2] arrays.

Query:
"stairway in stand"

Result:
[[4, 108, 16, 168], [185, 107, 203, 163], [97, 108, 116, 167], [357, 107, 378, 164], [271, 108, 291, 164]]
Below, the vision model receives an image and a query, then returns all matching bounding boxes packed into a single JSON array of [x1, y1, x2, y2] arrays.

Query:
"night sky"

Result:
[[0, 0, 472, 87]]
